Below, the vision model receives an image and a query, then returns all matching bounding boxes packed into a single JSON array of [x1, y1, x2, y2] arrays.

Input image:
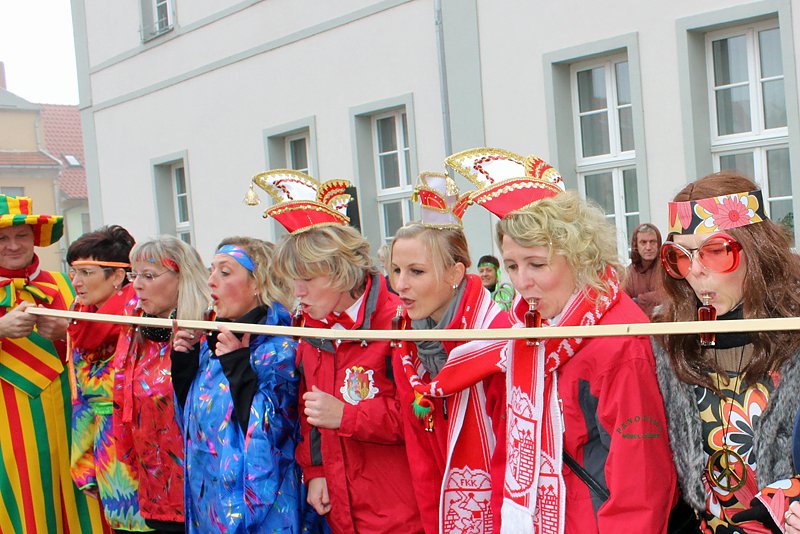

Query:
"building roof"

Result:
[[40, 104, 87, 200], [0, 151, 60, 167], [0, 88, 39, 111]]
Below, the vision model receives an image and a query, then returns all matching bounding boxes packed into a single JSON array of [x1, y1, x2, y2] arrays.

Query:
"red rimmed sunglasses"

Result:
[[660, 233, 743, 280]]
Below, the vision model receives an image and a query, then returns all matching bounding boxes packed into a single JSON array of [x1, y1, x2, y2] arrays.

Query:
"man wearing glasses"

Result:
[[0, 195, 105, 533]]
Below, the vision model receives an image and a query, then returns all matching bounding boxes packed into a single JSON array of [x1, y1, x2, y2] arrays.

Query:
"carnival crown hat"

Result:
[[413, 171, 470, 229], [0, 195, 63, 247], [251, 169, 352, 234], [445, 147, 565, 218]]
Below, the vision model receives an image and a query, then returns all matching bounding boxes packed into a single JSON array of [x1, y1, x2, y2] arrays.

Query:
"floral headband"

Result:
[[667, 189, 768, 235]]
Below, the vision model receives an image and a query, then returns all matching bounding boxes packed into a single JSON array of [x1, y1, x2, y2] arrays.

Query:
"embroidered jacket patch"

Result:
[[340, 366, 379, 405]]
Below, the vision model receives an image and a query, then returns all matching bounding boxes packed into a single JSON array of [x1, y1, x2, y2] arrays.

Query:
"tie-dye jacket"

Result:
[[69, 284, 150, 531], [175, 303, 305, 533]]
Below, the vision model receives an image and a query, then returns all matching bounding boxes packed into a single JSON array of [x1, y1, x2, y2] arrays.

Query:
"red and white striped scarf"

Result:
[[501, 267, 620, 534], [396, 274, 508, 533]]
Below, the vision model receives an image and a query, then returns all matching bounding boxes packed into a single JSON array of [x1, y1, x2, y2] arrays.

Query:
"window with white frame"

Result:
[[572, 55, 639, 255], [373, 110, 412, 243], [140, 0, 173, 41], [285, 133, 311, 174], [708, 21, 792, 236], [171, 164, 193, 245]]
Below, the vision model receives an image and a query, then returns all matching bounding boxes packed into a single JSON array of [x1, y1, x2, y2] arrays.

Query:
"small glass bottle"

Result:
[[524, 299, 542, 347], [390, 306, 407, 348], [291, 306, 305, 341], [698, 292, 717, 347]]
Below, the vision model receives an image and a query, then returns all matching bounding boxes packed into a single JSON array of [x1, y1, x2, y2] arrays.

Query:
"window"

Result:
[[140, 0, 173, 41], [264, 118, 317, 179], [81, 212, 91, 234], [285, 133, 310, 174], [171, 165, 192, 244], [64, 155, 81, 167], [0, 187, 25, 197], [572, 55, 639, 255], [373, 110, 412, 243], [708, 22, 792, 236], [152, 153, 193, 244]]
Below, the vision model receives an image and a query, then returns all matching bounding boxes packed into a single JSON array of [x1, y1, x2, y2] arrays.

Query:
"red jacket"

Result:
[[296, 274, 422, 534], [113, 298, 185, 524], [393, 275, 509, 534], [553, 294, 677, 533]]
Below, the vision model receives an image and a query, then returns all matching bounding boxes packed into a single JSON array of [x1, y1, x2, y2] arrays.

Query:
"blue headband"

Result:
[[216, 245, 255, 272]]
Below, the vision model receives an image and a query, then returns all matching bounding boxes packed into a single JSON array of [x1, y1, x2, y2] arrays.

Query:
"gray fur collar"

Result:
[[652, 339, 800, 510]]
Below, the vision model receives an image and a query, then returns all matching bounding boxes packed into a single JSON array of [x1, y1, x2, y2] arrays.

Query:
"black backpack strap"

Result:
[[562, 451, 610, 502]]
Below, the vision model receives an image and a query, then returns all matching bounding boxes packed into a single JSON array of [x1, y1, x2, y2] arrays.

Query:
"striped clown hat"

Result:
[[0, 195, 63, 247]]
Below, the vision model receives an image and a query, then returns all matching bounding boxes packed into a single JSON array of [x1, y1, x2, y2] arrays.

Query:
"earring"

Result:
[[452, 283, 458, 290]]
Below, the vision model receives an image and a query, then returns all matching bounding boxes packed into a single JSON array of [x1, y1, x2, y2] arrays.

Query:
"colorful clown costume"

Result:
[[0, 255, 107, 533]]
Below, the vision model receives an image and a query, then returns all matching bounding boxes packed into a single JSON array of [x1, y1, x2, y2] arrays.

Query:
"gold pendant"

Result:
[[707, 448, 747, 491]]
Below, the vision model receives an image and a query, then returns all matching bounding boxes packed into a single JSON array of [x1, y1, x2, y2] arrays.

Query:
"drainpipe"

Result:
[[434, 0, 452, 156]]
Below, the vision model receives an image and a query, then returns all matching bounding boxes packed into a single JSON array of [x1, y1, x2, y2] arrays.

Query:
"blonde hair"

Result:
[[392, 222, 472, 281], [495, 191, 621, 298], [273, 225, 377, 297], [216, 236, 293, 311], [129, 236, 211, 321]]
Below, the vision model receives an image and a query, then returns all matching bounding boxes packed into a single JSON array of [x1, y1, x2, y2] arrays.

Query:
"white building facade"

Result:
[[71, 0, 800, 262]]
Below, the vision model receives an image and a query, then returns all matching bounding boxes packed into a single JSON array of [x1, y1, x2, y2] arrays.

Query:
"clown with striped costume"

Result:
[[0, 195, 106, 533]]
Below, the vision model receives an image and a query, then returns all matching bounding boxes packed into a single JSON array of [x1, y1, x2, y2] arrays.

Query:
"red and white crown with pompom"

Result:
[[251, 169, 351, 234], [445, 147, 565, 218]]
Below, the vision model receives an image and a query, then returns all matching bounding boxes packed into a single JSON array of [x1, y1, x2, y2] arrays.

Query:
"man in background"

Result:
[[622, 223, 662, 316], [477, 254, 514, 311]]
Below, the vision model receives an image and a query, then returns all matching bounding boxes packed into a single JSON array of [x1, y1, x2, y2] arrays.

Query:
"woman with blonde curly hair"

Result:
[[113, 236, 211, 533], [449, 148, 677, 533], [255, 170, 422, 534], [171, 236, 310, 532]]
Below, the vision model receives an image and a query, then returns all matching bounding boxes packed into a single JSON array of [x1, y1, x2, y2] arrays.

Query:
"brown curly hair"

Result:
[[654, 171, 800, 389]]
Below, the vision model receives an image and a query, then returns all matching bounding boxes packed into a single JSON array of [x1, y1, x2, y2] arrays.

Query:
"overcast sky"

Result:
[[0, 0, 79, 105]]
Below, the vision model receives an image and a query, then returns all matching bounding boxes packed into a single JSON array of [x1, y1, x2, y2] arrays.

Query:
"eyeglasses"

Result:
[[126, 270, 172, 282], [69, 267, 110, 279], [660, 233, 742, 280]]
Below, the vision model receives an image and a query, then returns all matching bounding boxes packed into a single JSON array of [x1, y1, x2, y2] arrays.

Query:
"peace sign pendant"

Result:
[[707, 448, 747, 492]]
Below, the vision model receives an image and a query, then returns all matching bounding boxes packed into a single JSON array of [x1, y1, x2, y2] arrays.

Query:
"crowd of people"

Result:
[[0, 148, 799, 534]]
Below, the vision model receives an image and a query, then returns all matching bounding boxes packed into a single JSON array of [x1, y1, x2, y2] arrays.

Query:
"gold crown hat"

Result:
[[413, 171, 470, 229], [445, 147, 565, 218], [250, 169, 352, 234]]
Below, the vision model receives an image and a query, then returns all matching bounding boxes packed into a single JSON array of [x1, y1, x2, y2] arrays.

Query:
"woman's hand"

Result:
[[307, 477, 332, 515], [786, 501, 800, 533], [303, 385, 344, 429], [171, 320, 201, 353], [214, 325, 249, 356]]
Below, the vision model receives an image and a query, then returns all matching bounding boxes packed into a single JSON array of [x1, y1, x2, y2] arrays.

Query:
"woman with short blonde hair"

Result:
[[452, 148, 676, 533], [255, 169, 422, 534], [496, 190, 621, 300]]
